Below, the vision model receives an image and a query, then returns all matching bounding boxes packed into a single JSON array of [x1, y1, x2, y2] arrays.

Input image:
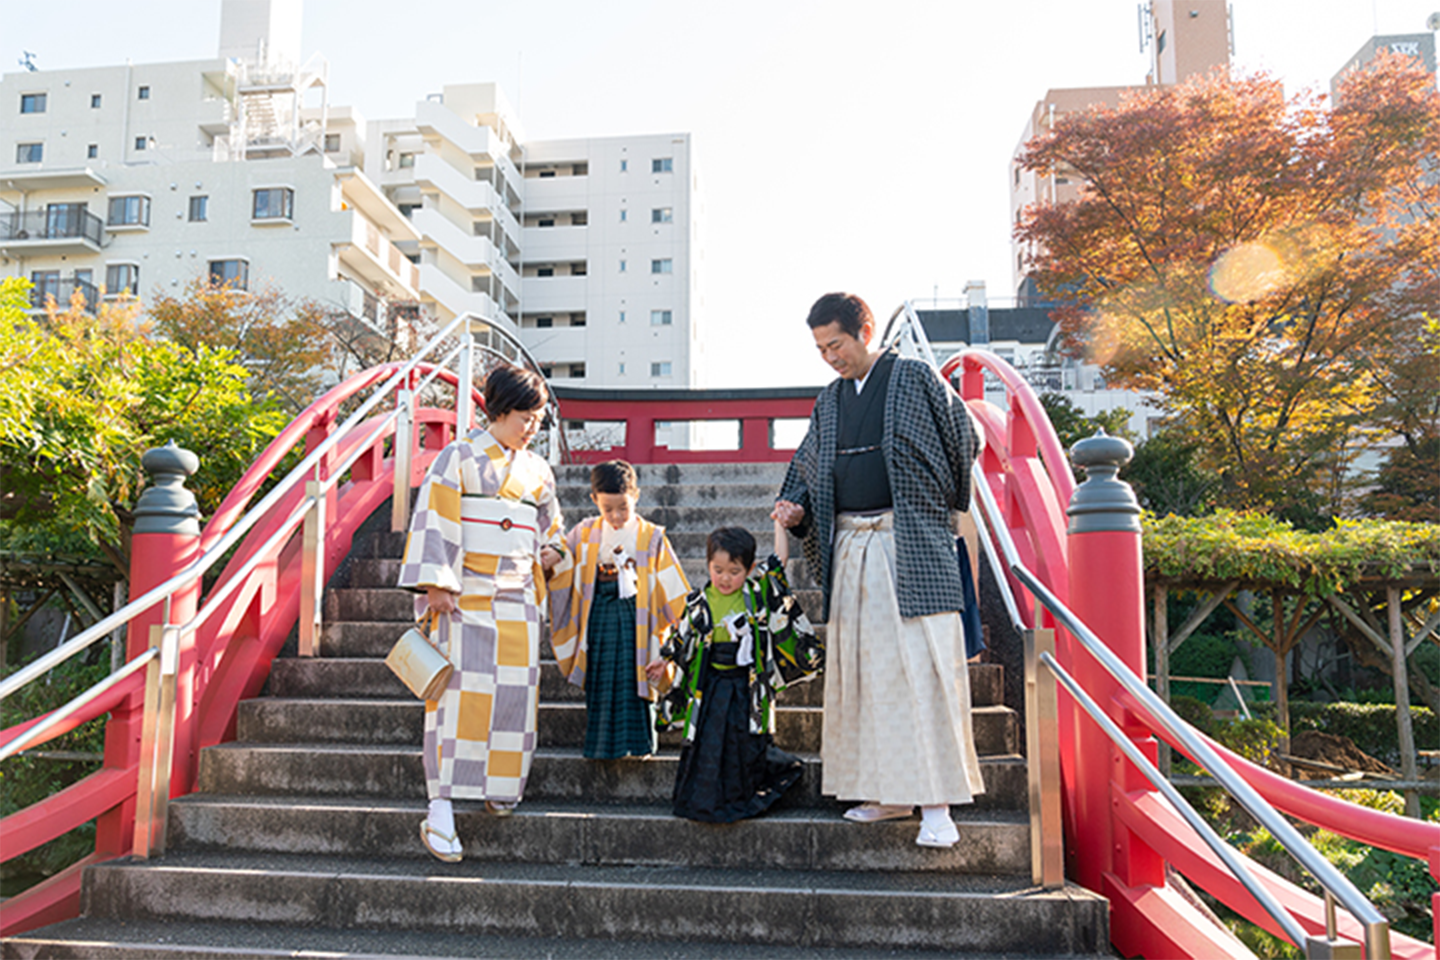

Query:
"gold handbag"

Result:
[[385, 613, 453, 701]]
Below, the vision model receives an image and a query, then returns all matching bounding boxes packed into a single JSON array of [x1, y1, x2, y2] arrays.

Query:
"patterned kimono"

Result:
[[397, 430, 563, 803], [548, 516, 689, 700], [657, 557, 822, 823]]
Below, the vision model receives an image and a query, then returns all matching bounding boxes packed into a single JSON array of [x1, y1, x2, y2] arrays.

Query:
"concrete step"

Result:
[[234, 697, 1017, 757], [196, 743, 1028, 811], [555, 481, 787, 510], [265, 657, 1006, 710], [2, 916, 1117, 960], [553, 463, 790, 487], [77, 852, 1108, 955], [167, 795, 1031, 876], [263, 657, 999, 711]]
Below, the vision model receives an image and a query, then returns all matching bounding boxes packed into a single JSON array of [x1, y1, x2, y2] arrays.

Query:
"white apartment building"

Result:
[[1, 0, 702, 392]]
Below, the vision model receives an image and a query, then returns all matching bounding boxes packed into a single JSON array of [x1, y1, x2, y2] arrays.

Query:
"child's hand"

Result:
[[539, 545, 563, 572], [645, 658, 673, 687]]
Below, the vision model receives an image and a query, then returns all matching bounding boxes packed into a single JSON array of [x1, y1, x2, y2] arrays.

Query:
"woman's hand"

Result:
[[425, 585, 459, 614], [540, 546, 563, 572]]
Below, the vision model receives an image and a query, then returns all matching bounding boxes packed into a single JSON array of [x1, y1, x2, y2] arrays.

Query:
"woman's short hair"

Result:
[[590, 460, 639, 496], [483, 363, 549, 420], [706, 526, 756, 569]]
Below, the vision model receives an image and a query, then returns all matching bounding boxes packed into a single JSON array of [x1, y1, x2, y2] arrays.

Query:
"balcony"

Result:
[[521, 275, 588, 313], [28, 276, 99, 314], [521, 224, 588, 261], [0, 208, 105, 254], [336, 216, 421, 300]]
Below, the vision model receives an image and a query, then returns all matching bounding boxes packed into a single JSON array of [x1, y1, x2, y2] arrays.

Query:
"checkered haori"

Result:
[[396, 430, 564, 802], [778, 352, 979, 621], [548, 516, 690, 700]]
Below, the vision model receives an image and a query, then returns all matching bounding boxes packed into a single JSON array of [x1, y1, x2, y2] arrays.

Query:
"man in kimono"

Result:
[[772, 292, 985, 848]]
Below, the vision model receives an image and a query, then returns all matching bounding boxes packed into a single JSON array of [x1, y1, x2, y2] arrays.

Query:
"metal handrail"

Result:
[[1011, 561, 1390, 958], [887, 308, 1390, 958], [1, 308, 557, 868]]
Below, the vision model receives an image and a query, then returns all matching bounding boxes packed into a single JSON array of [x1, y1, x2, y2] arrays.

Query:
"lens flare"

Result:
[[1209, 242, 1286, 304]]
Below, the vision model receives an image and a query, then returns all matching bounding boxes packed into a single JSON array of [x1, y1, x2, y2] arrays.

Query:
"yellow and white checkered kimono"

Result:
[[397, 430, 563, 802]]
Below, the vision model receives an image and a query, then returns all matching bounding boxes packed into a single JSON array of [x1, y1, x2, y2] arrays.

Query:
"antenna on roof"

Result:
[[19, 51, 37, 72]]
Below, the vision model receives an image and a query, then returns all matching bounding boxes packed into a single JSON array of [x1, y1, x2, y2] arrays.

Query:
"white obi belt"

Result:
[[461, 495, 540, 559]]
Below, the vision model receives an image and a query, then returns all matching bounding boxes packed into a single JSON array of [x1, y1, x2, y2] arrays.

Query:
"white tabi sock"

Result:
[[920, 804, 954, 832], [428, 797, 456, 838]]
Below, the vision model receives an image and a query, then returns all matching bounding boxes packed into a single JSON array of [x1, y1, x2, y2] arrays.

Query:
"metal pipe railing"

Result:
[[0, 648, 158, 762]]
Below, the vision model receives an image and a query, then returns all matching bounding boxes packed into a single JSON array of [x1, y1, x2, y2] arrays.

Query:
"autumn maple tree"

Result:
[[1017, 52, 1440, 519]]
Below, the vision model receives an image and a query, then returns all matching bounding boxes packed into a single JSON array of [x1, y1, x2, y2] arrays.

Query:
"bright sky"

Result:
[[3, 1, 1436, 386]]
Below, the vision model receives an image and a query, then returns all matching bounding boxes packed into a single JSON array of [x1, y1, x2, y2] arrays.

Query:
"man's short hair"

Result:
[[590, 460, 639, 496], [805, 292, 873, 339], [706, 526, 756, 569], [483, 362, 549, 420]]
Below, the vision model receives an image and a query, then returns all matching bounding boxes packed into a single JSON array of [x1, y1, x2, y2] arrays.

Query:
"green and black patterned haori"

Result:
[[657, 555, 822, 822]]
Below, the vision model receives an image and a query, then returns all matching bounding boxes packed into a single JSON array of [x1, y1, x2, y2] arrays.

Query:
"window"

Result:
[[137, 85, 150, 99], [572, 162, 588, 176], [134, 136, 148, 151], [87, 144, 98, 159], [398, 203, 418, 218], [252, 187, 294, 220], [538, 218, 555, 228], [188, 195, 208, 221], [619, 209, 627, 222], [209, 259, 249, 290], [20, 93, 46, 114], [650, 361, 672, 377], [398, 152, 416, 168], [16, 142, 42, 163], [30, 270, 60, 302], [618, 311, 626, 323], [539, 364, 553, 378], [619, 260, 626, 272], [651, 258, 673, 274], [572, 211, 587, 226], [536, 316, 553, 328], [652, 157, 672, 173], [619, 159, 628, 172], [538, 169, 556, 178], [537, 266, 554, 277], [105, 263, 139, 296], [324, 133, 341, 152], [107, 195, 151, 227], [570, 362, 586, 378], [91, 93, 102, 108], [570, 262, 586, 276], [618, 362, 626, 375], [651, 207, 673, 224], [650, 309, 672, 326], [570, 313, 587, 327]]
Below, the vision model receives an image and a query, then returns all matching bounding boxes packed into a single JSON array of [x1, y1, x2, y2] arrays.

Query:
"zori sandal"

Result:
[[842, 802, 914, 823], [419, 819, 462, 862], [485, 800, 516, 818], [915, 821, 960, 848]]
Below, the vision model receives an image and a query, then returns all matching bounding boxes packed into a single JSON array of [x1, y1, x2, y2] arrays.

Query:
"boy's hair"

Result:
[[706, 526, 756, 569], [590, 460, 639, 496], [805, 292, 872, 339], [483, 362, 549, 420]]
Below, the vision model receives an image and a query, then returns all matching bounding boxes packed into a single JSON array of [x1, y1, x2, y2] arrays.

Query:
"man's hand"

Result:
[[425, 585, 459, 614], [771, 500, 804, 529]]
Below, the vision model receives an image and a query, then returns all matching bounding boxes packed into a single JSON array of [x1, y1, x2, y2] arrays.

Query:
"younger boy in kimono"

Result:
[[548, 461, 689, 758], [650, 525, 823, 823]]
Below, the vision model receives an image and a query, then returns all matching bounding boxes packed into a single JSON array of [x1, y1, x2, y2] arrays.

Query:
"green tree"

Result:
[[0, 278, 287, 575], [1017, 53, 1440, 519]]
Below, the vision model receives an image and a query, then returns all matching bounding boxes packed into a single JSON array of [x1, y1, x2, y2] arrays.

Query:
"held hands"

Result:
[[771, 500, 804, 529], [425, 585, 459, 614], [645, 657, 674, 688], [539, 546, 563, 572]]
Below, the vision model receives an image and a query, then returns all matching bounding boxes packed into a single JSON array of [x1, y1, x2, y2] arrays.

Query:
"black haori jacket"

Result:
[[778, 352, 979, 621]]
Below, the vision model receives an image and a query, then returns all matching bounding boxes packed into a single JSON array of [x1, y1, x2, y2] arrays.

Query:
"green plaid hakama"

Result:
[[584, 579, 656, 759]]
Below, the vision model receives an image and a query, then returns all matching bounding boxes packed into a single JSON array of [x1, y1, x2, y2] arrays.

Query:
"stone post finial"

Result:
[[132, 441, 202, 536], [1067, 429, 1141, 534]]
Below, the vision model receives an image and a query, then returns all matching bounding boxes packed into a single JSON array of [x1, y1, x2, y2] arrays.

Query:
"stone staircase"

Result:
[[3, 462, 1109, 959]]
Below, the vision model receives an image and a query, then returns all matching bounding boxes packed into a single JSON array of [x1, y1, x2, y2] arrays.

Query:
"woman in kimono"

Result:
[[397, 363, 565, 862]]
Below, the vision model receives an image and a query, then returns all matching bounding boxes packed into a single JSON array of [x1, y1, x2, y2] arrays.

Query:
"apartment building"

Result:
[[1, 0, 702, 392], [1009, 0, 1230, 296]]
